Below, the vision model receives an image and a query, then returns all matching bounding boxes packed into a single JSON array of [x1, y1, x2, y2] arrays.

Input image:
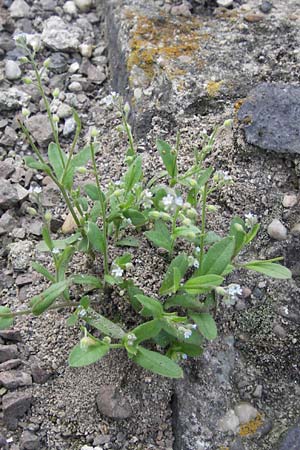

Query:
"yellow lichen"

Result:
[[206, 80, 223, 97], [239, 413, 264, 437], [125, 9, 204, 82]]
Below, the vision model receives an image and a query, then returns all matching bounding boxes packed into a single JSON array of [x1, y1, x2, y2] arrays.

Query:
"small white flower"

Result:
[[184, 330, 192, 339], [52, 248, 60, 255], [162, 193, 174, 207], [127, 333, 137, 346], [195, 246, 200, 253], [245, 212, 258, 229], [182, 353, 188, 360], [102, 91, 120, 106], [227, 284, 242, 297], [115, 180, 121, 186], [78, 307, 87, 318], [175, 196, 183, 206], [111, 265, 123, 278], [215, 170, 232, 182]]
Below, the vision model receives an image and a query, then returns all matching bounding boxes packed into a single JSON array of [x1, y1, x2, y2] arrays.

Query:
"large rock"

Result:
[[9, 0, 30, 18], [0, 344, 19, 363], [0, 180, 28, 210], [237, 84, 300, 155], [0, 90, 21, 112], [2, 391, 32, 430], [96, 385, 133, 419], [19, 430, 41, 450], [278, 424, 300, 450], [8, 240, 33, 272], [25, 114, 52, 147], [41, 16, 83, 52], [0, 370, 32, 389]]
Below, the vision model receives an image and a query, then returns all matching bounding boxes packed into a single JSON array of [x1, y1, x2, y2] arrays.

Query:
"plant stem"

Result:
[[199, 182, 208, 267], [90, 141, 109, 275], [30, 56, 65, 169], [122, 112, 135, 155], [0, 301, 82, 319], [170, 207, 180, 256]]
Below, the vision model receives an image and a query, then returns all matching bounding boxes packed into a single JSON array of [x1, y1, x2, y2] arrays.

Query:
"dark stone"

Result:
[[237, 83, 300, 155], [19, 430, 40, 450], [50, 217, 63, 233], [2, 391, 32, 430], [259, 1, 273, 13], [278, 424, 300, 450], [0, 344, 19, 362], [96, 385, 133, 419], [0, 160, 15, 179], [0, 359, 22, 371], [0, 434, 7, 448], [0, 180, 28, 210], [230, 437, 245, 450], [31, 363, 51, 384], [48, 52, 69, 74], [0, 370, 32, 389], [0, 330, 22, 342]]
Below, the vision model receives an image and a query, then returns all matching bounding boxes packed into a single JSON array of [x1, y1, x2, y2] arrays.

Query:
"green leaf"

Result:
[[160, 253, 189, 296], [172, 225, 200, 240], [200, 236, 235, 275], [90, 201, 101, 222], [145, 220, 172, 253], [57, 246, 75, 282], [86, 222, 106, 253], [245, 223, 260, 244], [48, 143, 66, 180], [37, 233, 81, 252], [132, 319, 162, 344], [124, 156, 142, 192], [42, 226, 53, 251], [170, 342, 203, 357], [84, 183, 100, 201], [86, 309, 125, 339], [24, 156, 50, 173], [71, 145, 92, 167], [156, 139, 177, 179], [135, 295, 164, 318], [72, 275, 102, 289], [183, 274, 224, 294], [189, 312, 217, 340], [243, 261, 292, 279], [0, 306, 14, 330], [31, 262, 55, 282], [203, 231, 222, 245], [123, 209, 147, 226], [132, 346, 183, 378], [196, 167, 213, 187], [31, 280, 69, 315], [116, 237, 140, 247], [66, 313, 78, 327], [68, 341, 109, 367], [115, 253, 132, 269], [124, 281, 144, 312], [229, 217, 246, 256], [164, 294, 202, 310]]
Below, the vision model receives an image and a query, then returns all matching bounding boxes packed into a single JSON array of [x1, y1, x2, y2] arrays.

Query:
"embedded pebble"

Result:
[[234, 403, 258, 424], [5, 60, 22, 81], [259, 0, 273, 13], [217, 0, 233, 7], [63, 117, 76, 136], [291, 223, 300, 236], [57, 103, 73, 119], [9, 0, 30, 18], [218, 409, 240, 432], [267, 219, 288, 241], [68, 81, 82, 92], [282, 193, 297, 208], [63, 0, 77, 16], [79, 43, 93, 58], [74, 0, 93, 12], [69, 62, 80, 73]]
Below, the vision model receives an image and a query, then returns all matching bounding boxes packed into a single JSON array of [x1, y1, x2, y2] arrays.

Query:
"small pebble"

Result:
[[68, 81, 82, 92], [273, 323, 287, 338], [259, 0, 273, 14], [282, 193, 298, 208], [79, 43, 93, 58], [218, 409, 240, 432], [5, 60, 22, 81], [63, 0, 77, 15], [267, 219, 288, 241], [74, 0, 93, 12], [253, 384, 263, 398], [217, 0, 233, 7], [291, 223, 300, 236], [69, 62, 80, 73], [234, 403, 258, 424]]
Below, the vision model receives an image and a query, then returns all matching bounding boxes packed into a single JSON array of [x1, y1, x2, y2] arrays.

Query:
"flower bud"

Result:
[[103, 336, 111, 344], [116, 124, 125, 133], [22, 77, 32, 85], [186, 231, 196, 239], [91, 127, 99, 138], [207, 205, 217, 213], [124, 102, 130, 115], [223, 119, 233, 128], [186, 208, 197, 219], [149, 211, 160, 219], [52, 88, 60, 98], [189, 179, 197, 187], [43, 58, 51, 68], [26, 206, 37, 216], [52, 114, 59, 123], [44, 211, 52, 222], [215, 286, 226, 296], [19, 56, 29, 64], [80, 336, 97, 350], [234, 223, 244, 232], [160, 212, 172, 221], [76, 166, 88, 174], [182, 217, 192, 226], [22, 107, 30, 117]]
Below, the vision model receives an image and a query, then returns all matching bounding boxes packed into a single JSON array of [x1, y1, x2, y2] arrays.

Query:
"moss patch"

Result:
[[125, 9, 206, 82]]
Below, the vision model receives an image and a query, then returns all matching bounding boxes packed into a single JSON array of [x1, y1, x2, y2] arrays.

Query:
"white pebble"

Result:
[[63, 0, 77, 16], [74, 0, 93, 12], [234, 403, 258, 424], [68, 81, 82, 92], [5, 60, 22, 80], [69, 62, 80, 74], [267, 219, 288, 241], [217, 0, 233, 7], [79, 43, 93, 58], [282, 193, 298, 208], [218, 409, 240, 432]]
